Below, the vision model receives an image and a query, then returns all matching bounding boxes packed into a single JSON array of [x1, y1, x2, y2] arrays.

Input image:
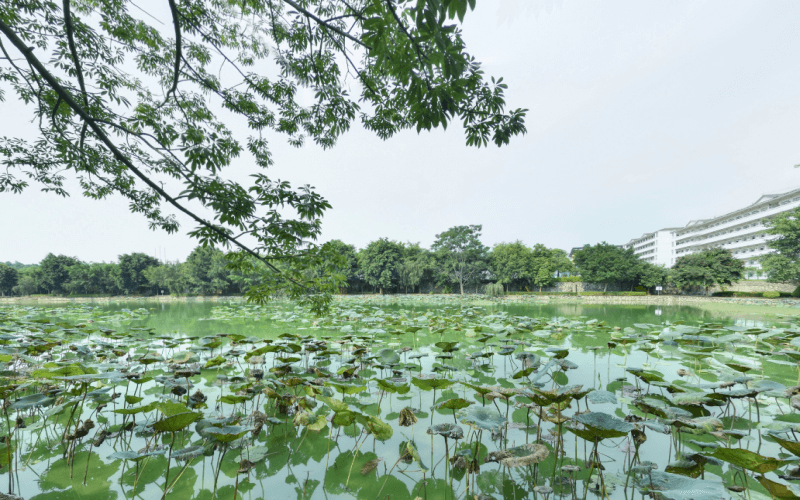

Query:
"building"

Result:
[[621, 187, 800, 276], [621, 228, 680, 267]]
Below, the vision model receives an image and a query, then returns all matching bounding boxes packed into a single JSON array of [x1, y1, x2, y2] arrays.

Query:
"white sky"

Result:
[[2, 0, 800, 264]]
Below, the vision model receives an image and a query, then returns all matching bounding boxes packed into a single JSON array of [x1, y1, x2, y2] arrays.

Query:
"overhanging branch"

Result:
[[0, 18, 307, 288]]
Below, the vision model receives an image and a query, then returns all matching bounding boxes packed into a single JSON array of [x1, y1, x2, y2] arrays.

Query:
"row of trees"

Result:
[[0, 247, 247, 296], [0, 219, 772, 297], [0, 225, 577, 296], [572, 243, 745, 294], [322, 225, 577, 295]]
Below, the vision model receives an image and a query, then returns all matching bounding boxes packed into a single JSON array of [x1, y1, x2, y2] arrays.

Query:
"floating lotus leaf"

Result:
[[571, 412, 634, 440], [639, 471, 728, 500], [484, 443, 549, 467], [754, 379, 786, 396], [458, 406, 507, 432]]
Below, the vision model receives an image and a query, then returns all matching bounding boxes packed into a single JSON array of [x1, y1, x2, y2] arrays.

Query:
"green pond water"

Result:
[[2, 296, 800, 500]]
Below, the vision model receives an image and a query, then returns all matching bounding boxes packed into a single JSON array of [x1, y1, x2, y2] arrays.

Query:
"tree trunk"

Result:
[[379, 287, 383, 295], [603, 282, 608, 293], [539, 285, 542, 292], [459, 280, 464, 295]]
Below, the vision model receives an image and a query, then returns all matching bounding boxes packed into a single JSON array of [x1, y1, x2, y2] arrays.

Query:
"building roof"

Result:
[[674, 186, 800, 233]]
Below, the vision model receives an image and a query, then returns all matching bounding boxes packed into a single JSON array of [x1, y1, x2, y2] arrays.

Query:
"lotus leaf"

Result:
[[11, 394, 55, 410], [399, 440, 428, 471], [204, 425, 253, 443], [412, 377, 454, 391], [427, 423, 464, 440], [153, 412, 202, 432], [376, 348, 400, 365], [484, 443, 549, 467], [458, 406, 507, 432], [171, 445, 204, 462], [586, 390, 617, 405], [639, 471, 728, 500], [432, 398, 473, 411], [712, 447, 789, 473], [757, 475, 800, 499], [572, 412, 634, 440], [325, 382, 366, 395]]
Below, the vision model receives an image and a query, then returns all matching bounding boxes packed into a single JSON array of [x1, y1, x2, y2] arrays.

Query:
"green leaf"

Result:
[[153, 412, 202, 432], [712, 447, 789, 473]]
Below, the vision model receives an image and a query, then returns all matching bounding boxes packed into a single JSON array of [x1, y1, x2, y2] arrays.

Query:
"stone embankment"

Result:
[[505, 294, 800, 308], [0, 295, 238, 305]]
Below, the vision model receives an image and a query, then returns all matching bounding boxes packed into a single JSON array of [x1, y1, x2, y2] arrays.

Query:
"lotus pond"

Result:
[[2, 296, 800, 500]]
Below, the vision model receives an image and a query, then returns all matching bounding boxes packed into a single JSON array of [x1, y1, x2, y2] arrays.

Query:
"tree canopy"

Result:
[[571, 243, 638, 292], [0, 0, 526, 312], [490, 241, 532, 292], [760, 207, 800, 283], [671, 248, 744, 295], [358, 238, 404, 294], [0, 263, 17, 296], [432, 224, 488, 294]]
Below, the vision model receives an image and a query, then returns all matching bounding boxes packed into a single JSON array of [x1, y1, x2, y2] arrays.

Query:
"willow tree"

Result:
[[0, 0, 525, 311]]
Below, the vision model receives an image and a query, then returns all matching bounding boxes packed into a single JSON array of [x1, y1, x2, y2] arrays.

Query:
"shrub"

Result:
[[578, 292, 646, 296], [763, 291, 780, 298], [484, 283, 504, 297], [556, 276, 581, 282], [793, 285, 800, 298], [711, 291, 734, 297]]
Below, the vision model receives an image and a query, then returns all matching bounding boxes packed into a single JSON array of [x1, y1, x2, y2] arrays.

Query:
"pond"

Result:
[[1, 296, 800, 500]]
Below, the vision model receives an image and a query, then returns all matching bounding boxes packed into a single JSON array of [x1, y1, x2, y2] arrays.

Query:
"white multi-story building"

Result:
[[622, 228, 680, 267], [621, 187, 800, 276]]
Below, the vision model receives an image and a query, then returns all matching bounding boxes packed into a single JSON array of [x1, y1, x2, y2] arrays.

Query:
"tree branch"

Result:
[[62, 0, 88, 107], [165, 0, 182, 98], [0, 18, 300, 285], [281, 0, 371, 50]]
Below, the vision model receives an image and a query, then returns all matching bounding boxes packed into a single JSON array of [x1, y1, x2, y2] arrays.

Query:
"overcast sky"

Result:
[[2, 0, 800, 264]]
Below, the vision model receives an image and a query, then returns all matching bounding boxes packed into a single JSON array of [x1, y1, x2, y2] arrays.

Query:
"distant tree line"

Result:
[[0, 224, 752, 297], [0, 246, 249, 296]]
